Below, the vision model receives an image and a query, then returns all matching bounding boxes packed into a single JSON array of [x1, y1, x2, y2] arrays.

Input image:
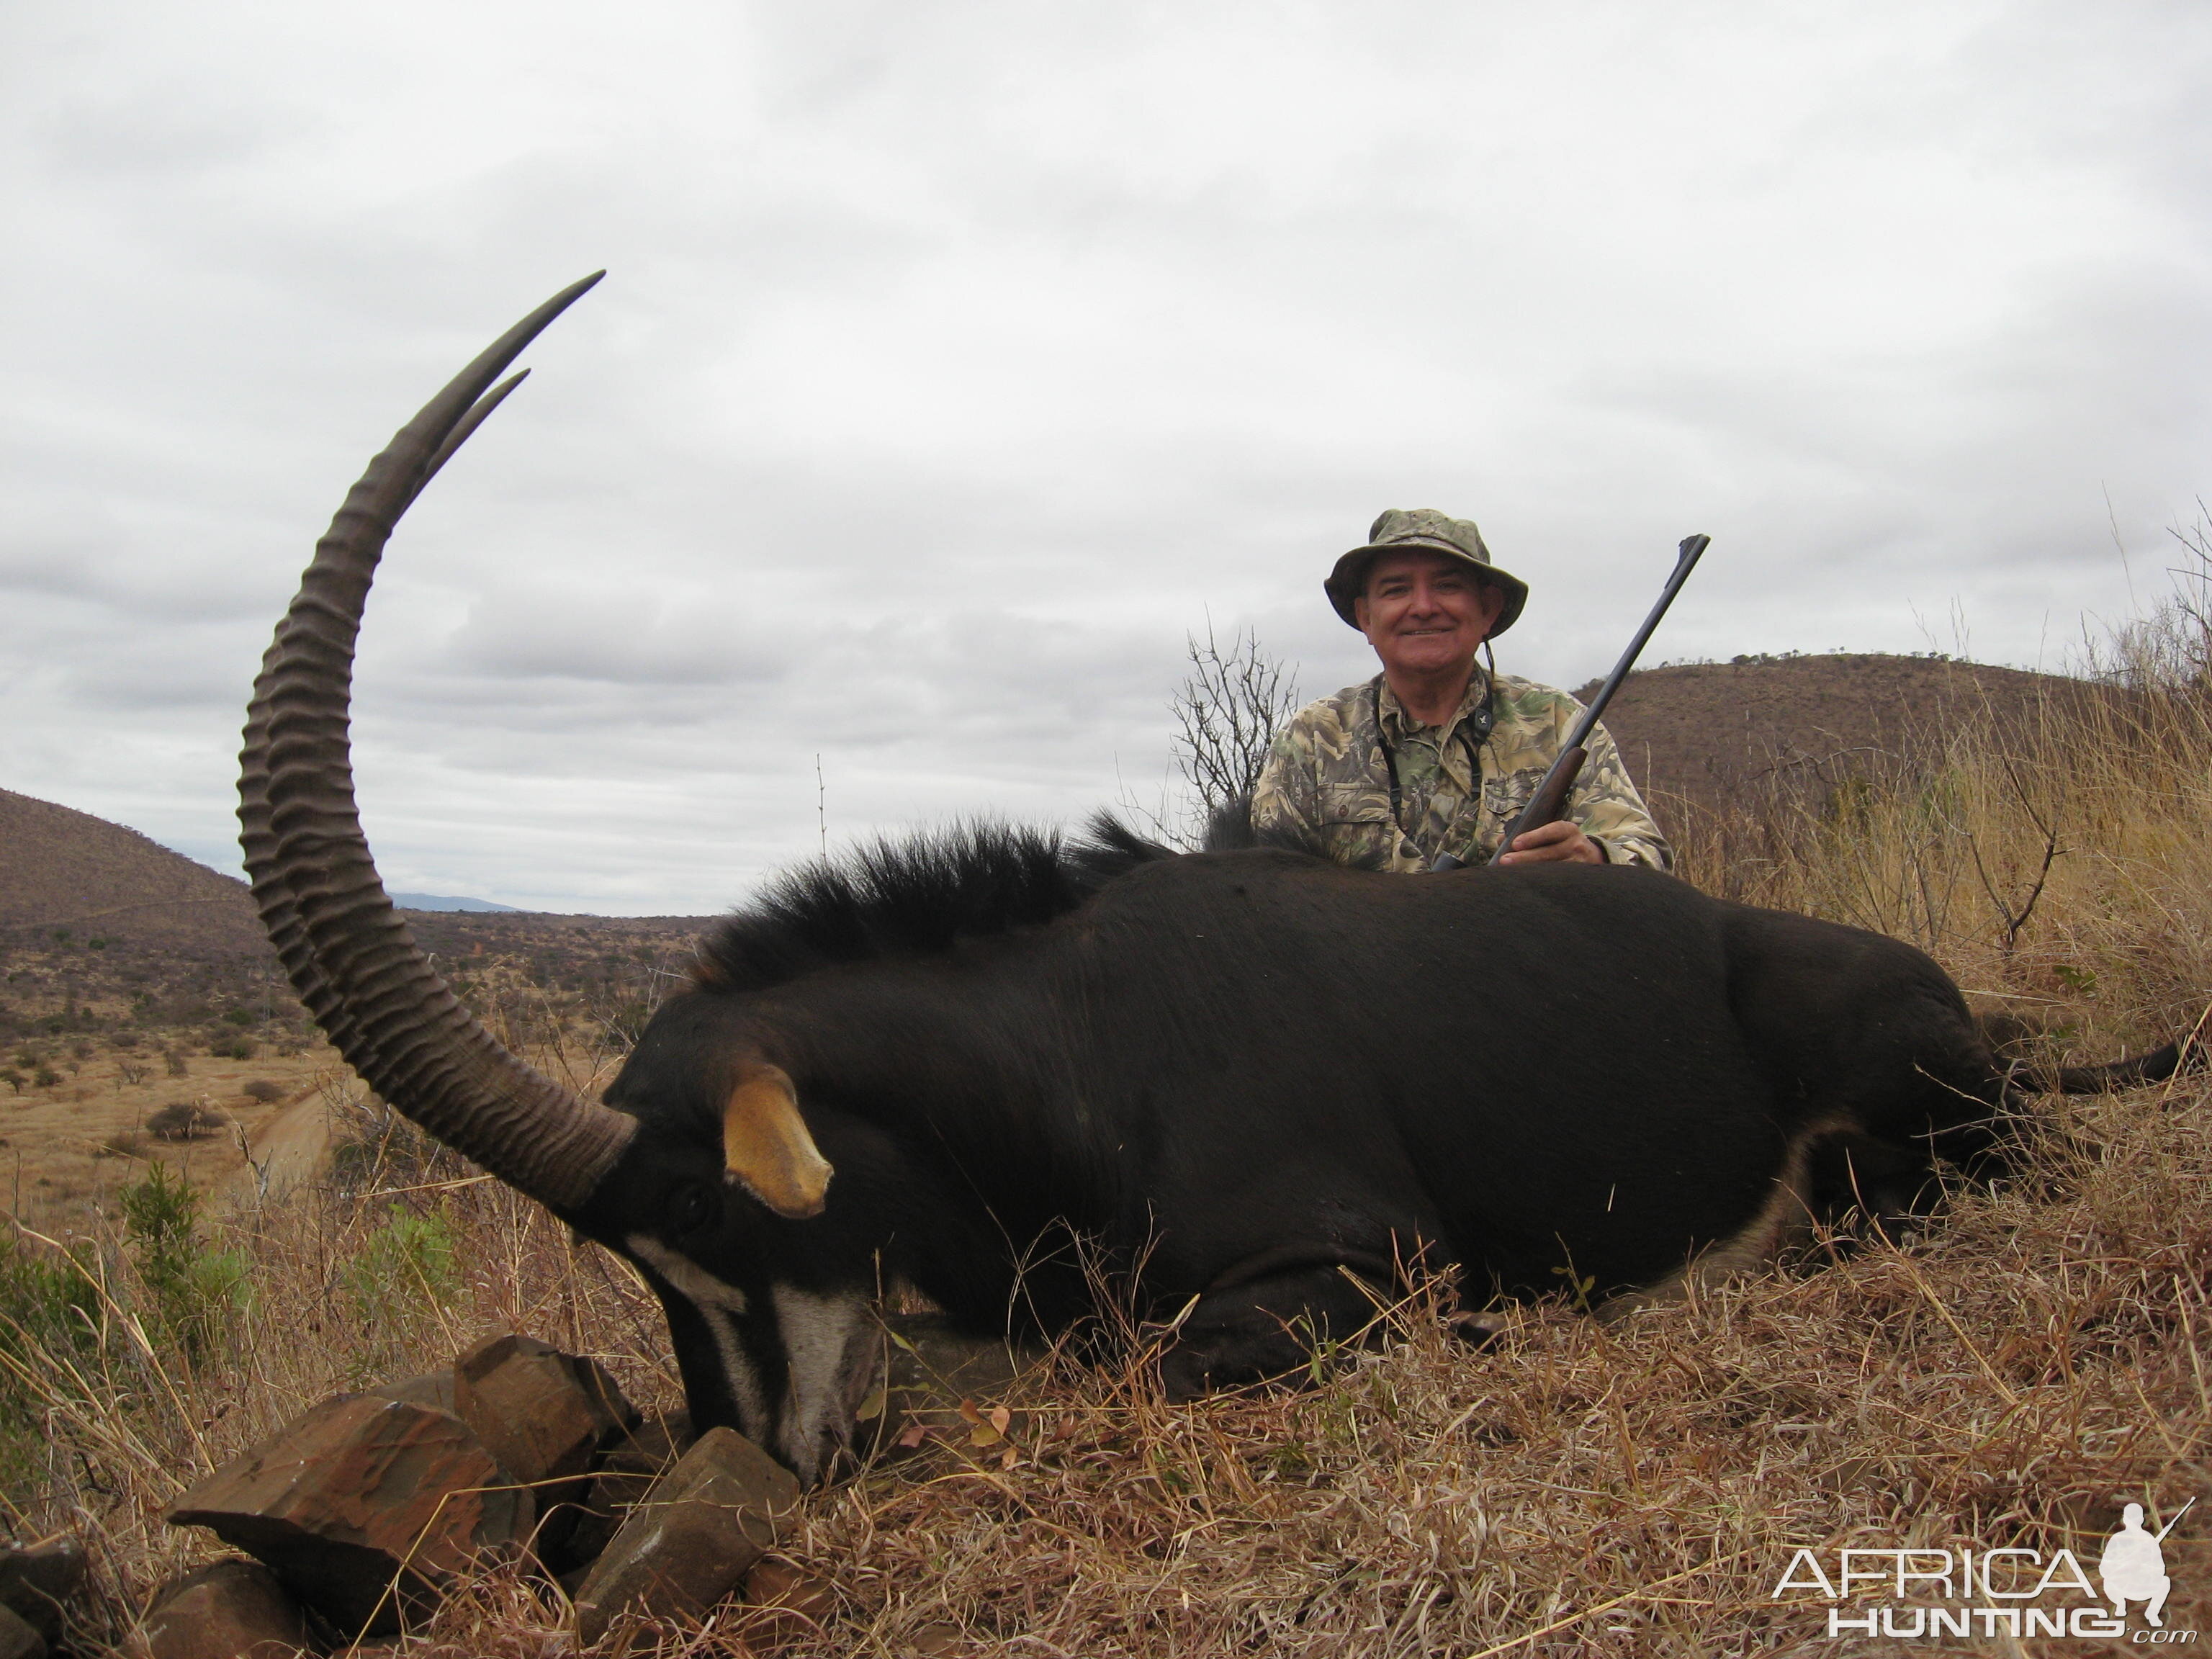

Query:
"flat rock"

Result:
[[571, 1427, 799, 1647], [0, 1604, 42, 1659], [549, 1414, 688, 1575], [0, 1534, 83, 1644], [452, 1335, 638, 1570], [567, 1353, 642, 1438], [131, 1559, 314, 1659], [594, 1414, 688, 1480], [167, 1393, 529, 1636], [365, 1370, 457, 1416], [453, 1335, 631, 1491]]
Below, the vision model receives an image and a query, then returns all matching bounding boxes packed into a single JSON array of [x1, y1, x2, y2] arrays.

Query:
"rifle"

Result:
[[2155, 1496, 2196, 1543], [1430, 533, 1711, 873]]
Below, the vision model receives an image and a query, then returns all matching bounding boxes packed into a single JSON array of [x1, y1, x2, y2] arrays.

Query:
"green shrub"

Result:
[[0, 1233, 102, 1429], [119, 1165, 248, 1359], [343, 1206, 461, 1330]]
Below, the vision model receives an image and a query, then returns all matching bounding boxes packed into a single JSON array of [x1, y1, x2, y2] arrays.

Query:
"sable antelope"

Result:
[[241, 277, 2193, 1483]]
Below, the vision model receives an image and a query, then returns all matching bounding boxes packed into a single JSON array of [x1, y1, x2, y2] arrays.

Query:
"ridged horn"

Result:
[[238, 274, 636, 1212]]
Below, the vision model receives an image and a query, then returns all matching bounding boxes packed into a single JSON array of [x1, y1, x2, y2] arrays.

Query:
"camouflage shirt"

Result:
[[1249, 672, 1673, 873]]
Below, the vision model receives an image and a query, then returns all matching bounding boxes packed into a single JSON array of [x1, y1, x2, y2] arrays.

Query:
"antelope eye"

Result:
[[670, 1183, 719, 1236]]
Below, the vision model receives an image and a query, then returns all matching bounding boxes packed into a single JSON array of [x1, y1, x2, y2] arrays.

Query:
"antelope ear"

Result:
[[722, 1066, 832, 1220]]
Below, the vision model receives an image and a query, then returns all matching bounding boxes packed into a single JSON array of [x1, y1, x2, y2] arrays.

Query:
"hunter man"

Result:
[[1251, 508, 1672, 872]]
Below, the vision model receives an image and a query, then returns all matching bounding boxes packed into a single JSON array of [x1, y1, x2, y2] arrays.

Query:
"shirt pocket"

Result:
[[1482, 766, 1547, 822], [1316, 784, 1401, 869], [1317, 783, 1395, 826]]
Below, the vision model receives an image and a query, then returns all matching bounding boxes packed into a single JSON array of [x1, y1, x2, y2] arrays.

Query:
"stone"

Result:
[[167, 1393, 530, 1636], [548, 1414, 689, 1574], [0, 1534, 84, 1644], [451, 1335, 639, 1569], [738, 1558, 835, 1653], [598, 1414, 689, 1476], [570, 1427, 799, 1647], [567, 1354, 642, 1438], [451, 1336, 594, 1568], [452, 1336, 631, 1492], [0, 1604, 42, 1659], [131, 1560, 314, 1659], [366, 1370, 457, 1416]]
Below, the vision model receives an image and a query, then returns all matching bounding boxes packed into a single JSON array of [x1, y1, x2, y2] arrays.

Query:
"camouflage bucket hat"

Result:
[[1323, 508, 1529, 635]]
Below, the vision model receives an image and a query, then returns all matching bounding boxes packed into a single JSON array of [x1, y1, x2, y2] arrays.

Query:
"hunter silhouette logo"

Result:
[[1771, 1496, 2197, 1641], [2103, 1498, 2191, 1629]]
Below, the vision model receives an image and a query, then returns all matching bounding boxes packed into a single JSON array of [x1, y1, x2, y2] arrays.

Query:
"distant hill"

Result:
[[391, 893, 523, 913], [0, 788, 271, 958], [0, 786, 711, 945], [1577, 653, 2101, 827], [0, 654, 2103, 964], [0, 787, 713, 1051]]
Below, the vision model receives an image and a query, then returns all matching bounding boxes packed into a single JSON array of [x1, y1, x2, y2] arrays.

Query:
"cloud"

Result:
[[4, 0, 2211, 909]]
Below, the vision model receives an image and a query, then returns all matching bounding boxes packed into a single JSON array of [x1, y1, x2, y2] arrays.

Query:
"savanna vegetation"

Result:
[[2, 572, 2210, 1653]]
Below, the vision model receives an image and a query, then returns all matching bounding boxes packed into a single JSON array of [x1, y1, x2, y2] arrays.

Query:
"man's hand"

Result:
[[1497, 820, 1603, 866]]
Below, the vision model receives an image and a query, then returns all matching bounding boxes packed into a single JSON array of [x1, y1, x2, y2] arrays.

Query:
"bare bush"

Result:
[[145, 1102, 230, 1143], [1164, 623, 1300, 845]]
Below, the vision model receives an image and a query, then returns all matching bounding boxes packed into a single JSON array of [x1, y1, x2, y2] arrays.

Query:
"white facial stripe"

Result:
[[696, 1303, 772, 1445], [626, 1235, 747, 1315], [626, 1234, 770, 1439], [771, 1285, 871, 1484]]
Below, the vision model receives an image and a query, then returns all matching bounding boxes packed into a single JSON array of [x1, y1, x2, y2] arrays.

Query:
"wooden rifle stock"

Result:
[[1491, 745, 1587, 858], [1429, 533, 1710, 873]]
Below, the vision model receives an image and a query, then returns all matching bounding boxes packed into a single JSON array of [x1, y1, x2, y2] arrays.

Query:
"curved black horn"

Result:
[[238, 274, 636, 1212]]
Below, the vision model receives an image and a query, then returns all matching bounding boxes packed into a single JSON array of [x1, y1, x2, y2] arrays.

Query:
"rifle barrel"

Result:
[[1430, 533, 1712, 873], [1561, 532, 1710, 752], [2155, 1495, 2197, 1542]]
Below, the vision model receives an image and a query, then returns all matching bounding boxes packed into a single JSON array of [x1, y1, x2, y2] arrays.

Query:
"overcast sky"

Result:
[[4, 2, 2209, 913]]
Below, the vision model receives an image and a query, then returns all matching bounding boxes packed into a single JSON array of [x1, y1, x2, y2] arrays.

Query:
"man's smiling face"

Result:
[[1353, 549, 1507, 682]]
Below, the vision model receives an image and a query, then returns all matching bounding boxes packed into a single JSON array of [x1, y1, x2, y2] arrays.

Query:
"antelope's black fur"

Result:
[[584, 830, 2198, 1483], [695, 817, 1171, 994]]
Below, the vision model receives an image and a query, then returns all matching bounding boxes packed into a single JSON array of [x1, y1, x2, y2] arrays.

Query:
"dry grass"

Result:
[[8, 604, 2212, 1654], [761, 1122, 2211, 1655]]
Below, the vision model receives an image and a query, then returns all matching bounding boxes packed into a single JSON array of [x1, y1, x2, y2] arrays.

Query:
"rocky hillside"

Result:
[[0, 787, 709, 1052], [1578, 652, 2101, 826], [0, 788, 270, 958]]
